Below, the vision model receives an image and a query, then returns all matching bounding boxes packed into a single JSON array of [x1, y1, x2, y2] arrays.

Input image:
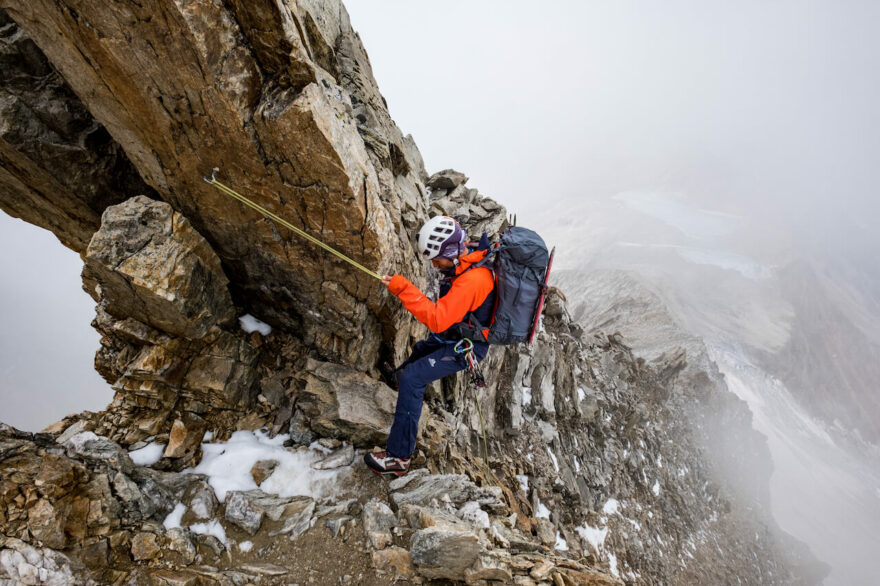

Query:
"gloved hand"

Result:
[[383, 274, 409, 296]]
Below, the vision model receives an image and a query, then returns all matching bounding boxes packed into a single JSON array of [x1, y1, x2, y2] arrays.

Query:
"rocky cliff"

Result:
[[1, 2, 819, 584]]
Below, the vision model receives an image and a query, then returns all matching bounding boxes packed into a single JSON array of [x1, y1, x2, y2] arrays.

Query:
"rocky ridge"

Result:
[[0, 1, 818, 584]]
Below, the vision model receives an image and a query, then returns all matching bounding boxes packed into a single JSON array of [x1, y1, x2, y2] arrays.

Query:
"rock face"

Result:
[[0, 9, 155, 251], [0, 1, 824, 585]]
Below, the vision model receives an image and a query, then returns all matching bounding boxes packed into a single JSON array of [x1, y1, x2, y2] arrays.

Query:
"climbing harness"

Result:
[[202, 168, 382, 281]]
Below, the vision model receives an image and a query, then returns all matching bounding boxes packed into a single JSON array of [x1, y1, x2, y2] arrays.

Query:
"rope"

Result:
[[203, 169, 382, 280], [454, 338, 490, 467]]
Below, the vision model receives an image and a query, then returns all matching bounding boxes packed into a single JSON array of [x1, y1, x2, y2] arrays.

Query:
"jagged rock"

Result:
[[361, 499, 396, 550], [131, 532, 161, 561], [267, 498, 315, 540], [427, 169, 468, 191], [391, 474, 506, 514], [296, 359, 421, 446], [165, 528, 196, 565], [410, 526, 481, 581], [83, 196, 235, 340], [182, 481, 218, 523], [458, 501, 491, 529], [250, 460, 278, 486], [61, 431, 134, 474], [224, 491, 266, 535], [371, 546, 416, 580], [0, 538, 75, 585], [398, 504, 472, 533], [163, 415, 207, 460], [535, 519, 556, 547], [324, 515, 351, 538], [310, 444, 354, 470], [465, 551, 514, 584], [145, 568, 201, 586]]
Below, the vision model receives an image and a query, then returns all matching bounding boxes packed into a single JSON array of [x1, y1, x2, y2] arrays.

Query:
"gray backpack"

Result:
[[463, 226, 554, 345]]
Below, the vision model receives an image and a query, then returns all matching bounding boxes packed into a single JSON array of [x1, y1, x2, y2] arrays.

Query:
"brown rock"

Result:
[[371, 546, 416, 580], [131, 532, 162, 561], [250, 460, 278, 486], [27, 498, 66, 549], [530, 559, 555, 581], [163, 415, 207, 459], [409, 526, 481, 581]]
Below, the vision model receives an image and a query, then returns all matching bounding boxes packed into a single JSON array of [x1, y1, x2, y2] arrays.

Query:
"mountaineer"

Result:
[[364, 216, 495, 476]]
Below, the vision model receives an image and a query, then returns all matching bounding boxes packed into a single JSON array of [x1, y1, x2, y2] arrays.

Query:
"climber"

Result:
[[364, 216, 495, 476]]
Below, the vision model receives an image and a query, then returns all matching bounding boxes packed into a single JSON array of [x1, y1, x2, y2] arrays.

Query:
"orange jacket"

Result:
[[388, 250, 494, 336]]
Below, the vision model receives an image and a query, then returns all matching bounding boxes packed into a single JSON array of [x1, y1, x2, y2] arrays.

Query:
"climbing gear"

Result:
[[457, 226, 554, 345], [452, 338, 490, 465], [527, 246, 555, 343], [202, 169, 382, 280], [417, 216, 464, 260], [364, 450, 411, 477]]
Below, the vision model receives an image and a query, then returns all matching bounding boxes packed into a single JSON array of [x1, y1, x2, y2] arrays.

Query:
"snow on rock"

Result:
[[457, 501, 490, 529], [602, 499, 620, 515], [554, 531, 569, 551], [652, 480, 661, 496], [522, 386, 532, 406], [238, 541, 253, 553], [239, 314, 272, 336], [607, 552, 620, 577], [163, 503, 186, 530], [129, 442, 166, 466], [577, 522, 609, 554], [189, 519, 227, 545], [535, 501, 552, 519], [185, 430, 346, 502], [547, 448, 559, 473], [516, 474, 529, 494]]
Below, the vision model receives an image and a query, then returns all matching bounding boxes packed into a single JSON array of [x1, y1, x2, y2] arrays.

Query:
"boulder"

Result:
[[83, 196, 235, 340], [250, 460, 278, 486], [362, 499, 396, 550], [163, 415, 207, 460], [296, 359, 425, 446], [410, 526, 481, 581], [427, 169, 468, 191], [371, 546, 416, 580]]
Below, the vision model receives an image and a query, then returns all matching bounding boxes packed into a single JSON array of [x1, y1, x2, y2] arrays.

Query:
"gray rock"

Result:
[[427, 169, 468, 191], [391, 474, 506, 514], [310, 444, 354, 470], [224, 491, 265, 535], [183, 480, 219, 522], [62, 431, 134, 474], [362, 499, 396, 550], [409, 526, 480, 581]]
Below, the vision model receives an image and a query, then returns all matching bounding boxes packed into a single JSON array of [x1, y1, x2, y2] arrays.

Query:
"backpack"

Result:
[[461, 226, 555, 345]]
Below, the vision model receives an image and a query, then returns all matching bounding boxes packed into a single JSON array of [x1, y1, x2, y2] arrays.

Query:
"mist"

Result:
[[346, 1, 880, 583]]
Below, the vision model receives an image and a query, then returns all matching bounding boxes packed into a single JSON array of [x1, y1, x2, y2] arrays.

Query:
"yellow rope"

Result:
[[203, 171, 382, 280]]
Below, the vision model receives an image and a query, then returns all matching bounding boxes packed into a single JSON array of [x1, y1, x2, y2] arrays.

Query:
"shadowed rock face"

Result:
[[0, 9, 156, 251]]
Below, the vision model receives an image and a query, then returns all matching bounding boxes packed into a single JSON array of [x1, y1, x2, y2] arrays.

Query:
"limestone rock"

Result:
[[391, 474, 506, 514], [0, 538, 75, 585], [410, 526, 481, 581], [362, 499, 396, 550], [224, 491, 265, 535], [83, 196, 235, 339]]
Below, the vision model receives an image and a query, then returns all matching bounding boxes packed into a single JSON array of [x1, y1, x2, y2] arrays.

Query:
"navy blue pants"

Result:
[[386, 338, 489, 458]]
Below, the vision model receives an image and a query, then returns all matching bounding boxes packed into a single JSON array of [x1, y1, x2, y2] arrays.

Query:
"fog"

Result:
[[345, 1, 880, 583], [2, 0, 879, 582]]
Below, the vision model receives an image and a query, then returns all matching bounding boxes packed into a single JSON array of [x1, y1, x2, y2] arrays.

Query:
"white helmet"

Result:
[[417, 216, 463, 260]]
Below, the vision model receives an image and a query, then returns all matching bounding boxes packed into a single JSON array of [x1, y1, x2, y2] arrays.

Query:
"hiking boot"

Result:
[[364, 450, 410, 477]]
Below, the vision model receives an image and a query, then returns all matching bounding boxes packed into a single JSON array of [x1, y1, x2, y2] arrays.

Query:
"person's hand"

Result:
[[382, 275, 393, 286]]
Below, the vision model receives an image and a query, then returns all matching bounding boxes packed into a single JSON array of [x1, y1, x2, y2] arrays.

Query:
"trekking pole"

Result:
[[203, 168, 383, 281]]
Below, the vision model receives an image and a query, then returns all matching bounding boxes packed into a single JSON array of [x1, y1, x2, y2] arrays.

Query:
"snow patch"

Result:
[[607, 552, 620, 577], [162, 503, 186, 530], [189, 519, 227, 545], [602, 499, 620, 515], [522, 386, 532, 406], [576, 522, 608, 554], [129, 442, 166, 467], [238, 541, 253, 553], [547, 448, 559, 472], [535, 501, 552, 519], [185, 430, 344, 502], [577, 387, 586, 402], [516, 474, 529, 494], [652, 480, 661, 496], [554, 531, 569, 551], [239, 314, 272, 336]]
